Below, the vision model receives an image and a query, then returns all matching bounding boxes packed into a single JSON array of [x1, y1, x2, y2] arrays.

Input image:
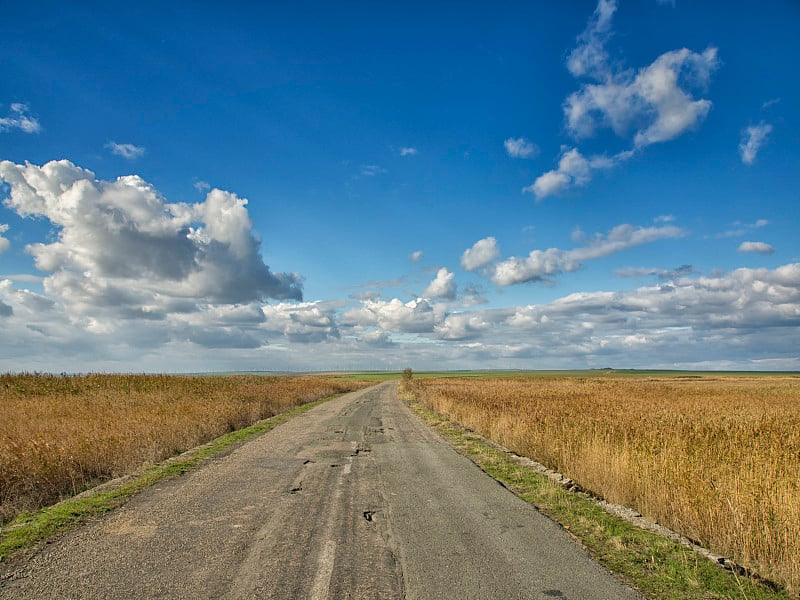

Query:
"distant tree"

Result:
[[402, 367, 413, 381]]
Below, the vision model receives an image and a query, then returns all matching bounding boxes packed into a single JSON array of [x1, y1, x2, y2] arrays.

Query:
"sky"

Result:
[[1, 0, 799, 372]]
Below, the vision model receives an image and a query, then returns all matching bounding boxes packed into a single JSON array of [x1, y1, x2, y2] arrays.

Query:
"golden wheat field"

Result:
[[406, 374, 800, 594], [0, 373, 369, 525]]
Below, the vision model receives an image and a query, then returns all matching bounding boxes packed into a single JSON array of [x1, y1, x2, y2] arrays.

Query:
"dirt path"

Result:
[[0, 381, 642, 599]]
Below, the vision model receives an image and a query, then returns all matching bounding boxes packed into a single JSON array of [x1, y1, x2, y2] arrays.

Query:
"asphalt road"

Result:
[[1, 381, 642, 599]]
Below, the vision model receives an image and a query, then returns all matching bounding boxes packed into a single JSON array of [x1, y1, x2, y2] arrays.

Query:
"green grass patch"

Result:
[[0, 394, 341, 562], [406, 399, 789, 600]]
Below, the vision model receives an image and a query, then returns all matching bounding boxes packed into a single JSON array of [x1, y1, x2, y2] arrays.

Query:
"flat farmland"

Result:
[[404, 374, 800, 594], [0, 373, 370, 525]]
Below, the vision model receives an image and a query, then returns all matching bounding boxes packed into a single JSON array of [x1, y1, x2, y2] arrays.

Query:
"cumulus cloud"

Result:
[[194, 180, 211, 192], [400, 147, 418, 156], [564, 41, 718, 146], [106, 142, 145, 159], [739, 122, 773, 165], [434, 313, 492, 340], [530, 0, 718, 199], [2, 259, 799, 370], [491, 223, 684, 286], [409, 249, 424, 264], [508, 263, 800, 335], [525, 147, 632, 199], [461, 237, 500, 271], [341, 297, 442, 334], [423, 268, 457, 299], [261, 302, 339, 343], [0, 160, 302, 335], [333, 262, 800, 369], [504, 137, 539, 159], [0, 224, 9, 253], [0, 103, 40, 134], [738, 241, 775, 255]]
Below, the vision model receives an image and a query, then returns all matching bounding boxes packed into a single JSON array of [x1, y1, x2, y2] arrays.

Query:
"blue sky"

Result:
[[1, 0, 798, 372]]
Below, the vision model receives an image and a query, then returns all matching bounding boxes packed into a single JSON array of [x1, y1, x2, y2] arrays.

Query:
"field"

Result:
[[0, 373, 370, 525], [404, 374, 800, 594]]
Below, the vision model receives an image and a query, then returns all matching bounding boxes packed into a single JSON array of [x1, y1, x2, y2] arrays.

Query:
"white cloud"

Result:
[[423, 268, 457, 299], [714, 219, 769, 239], [358, 330, 393, 346], [738, 241, 775, 255], [1, 261, 799, 371], [530, 0, 718, 199], [492, 223, 685, 285], [459, 283, 489, 307], [334, 262, 800, 369], [409, 249, 424, 264], [461, 237, 500, 271], [504, 137, 539, 159], [434, 313, 491, 340], [0, 103, 40, 134], [564, 46, 718, 147], [566, 0, 617, 80], [106, 142, 146, 160], [525, 147, 631, 199], [0, 160, 302, 336], [400, 147, 418, 156], [0, 224, 9, 253], [761, 98, 781, 110], [341, 297, 442, 334], [261, 302, 339, 343], [194, 180, 211, 192], [360, 164, 387, 176], [739, 122, 773, 165]]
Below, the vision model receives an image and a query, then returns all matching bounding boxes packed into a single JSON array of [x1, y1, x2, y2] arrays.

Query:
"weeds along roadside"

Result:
[[400, 375, 800, 597], [0, 373, 371, 526]]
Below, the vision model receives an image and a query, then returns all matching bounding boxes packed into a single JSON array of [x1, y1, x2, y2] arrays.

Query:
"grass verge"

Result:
[[0, 394, 341, 562], [406, 399, 790, 600]]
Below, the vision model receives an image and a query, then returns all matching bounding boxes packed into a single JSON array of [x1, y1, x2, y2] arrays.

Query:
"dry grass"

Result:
[[0, 373, 369, 524], [406, 375, 800, 594]]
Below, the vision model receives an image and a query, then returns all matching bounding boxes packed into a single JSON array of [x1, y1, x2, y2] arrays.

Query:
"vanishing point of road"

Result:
[[1, 381, 642, 599]]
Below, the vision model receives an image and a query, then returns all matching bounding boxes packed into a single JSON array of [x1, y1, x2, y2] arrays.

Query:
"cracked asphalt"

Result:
[[0, 381, 642, 599]]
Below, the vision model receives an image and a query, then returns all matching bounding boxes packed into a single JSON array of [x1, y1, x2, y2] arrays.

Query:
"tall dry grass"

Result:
[[0, 373, 369, 524], [407, 375, 800, 594]]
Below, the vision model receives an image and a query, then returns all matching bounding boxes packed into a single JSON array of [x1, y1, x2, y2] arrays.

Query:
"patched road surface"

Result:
[[1, 381, 642, 599]]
